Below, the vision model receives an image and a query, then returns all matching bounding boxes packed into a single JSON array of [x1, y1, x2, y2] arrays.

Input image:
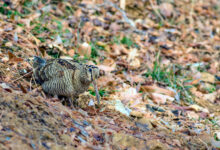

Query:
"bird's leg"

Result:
[[60, 97, 66, 105], [89, 68, 101, 105], [68, 96, 74, 108], [54, 95, 58, 99], [69, 95, 79, 108]]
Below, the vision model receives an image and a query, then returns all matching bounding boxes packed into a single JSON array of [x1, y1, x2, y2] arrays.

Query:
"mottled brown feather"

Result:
[[33, 57, 101, 102]]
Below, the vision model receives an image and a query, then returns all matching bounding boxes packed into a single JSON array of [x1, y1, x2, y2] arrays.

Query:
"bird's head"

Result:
[[80, 65, 103, 84], [33, 56, 46, 68]]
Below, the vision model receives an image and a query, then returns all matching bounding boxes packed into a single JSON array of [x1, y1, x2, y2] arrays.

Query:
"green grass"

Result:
[[23, 0, 33, 7], [0, 6, 21, 18], [47, 51, 60, 58], [112, 36, 121, 45], [65, 5, 74, 15], [90, 42, 105, 58], [55, 20, 63, 31], [17, 23, 25, 27], [143, 52, 193, 103], [72, 54, 89, 63], [205, 86, 216, 93], [37, 37, 46, 42], [0, 1, 33, 18], [89, 89, 107, 97], [121, 36, 133, 48], [31, 23, 50, 34], [116, 36, 139, 49], [214, 132, 220, 141]]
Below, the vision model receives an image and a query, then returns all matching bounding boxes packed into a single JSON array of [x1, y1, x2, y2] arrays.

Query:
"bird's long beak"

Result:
[[89, 68, 100, 105], [92, 80, 100, 105]]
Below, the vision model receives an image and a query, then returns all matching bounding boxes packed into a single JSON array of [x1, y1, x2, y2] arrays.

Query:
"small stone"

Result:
[[112, 133, 145, 149], [136, 117, 153, 130], [93, 18, 102, 26], [130, 110, 144, 118]]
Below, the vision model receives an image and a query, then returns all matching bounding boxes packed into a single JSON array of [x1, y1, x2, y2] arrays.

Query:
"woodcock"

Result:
[[33, 56, 102, 105]]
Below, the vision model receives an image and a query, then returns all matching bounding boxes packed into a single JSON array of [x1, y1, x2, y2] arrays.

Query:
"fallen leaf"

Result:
[[19, 83, 28, 93], [8, 51, 24, 62], [106, 100, 131, 116], [0, 83, 11, 89], [128, 48, 139, 61], [119, 87, 142, 102], [189, 104, 209, 113], [78, 42, 91, 57], [97, 75, 116, 87], [141, 85, 175, 97], [98, 58, 116, 72], [203, 92, 217, 103], [150, 93, 174, 104], [159, 3, 174, 18], [147, 139, 168, 149], [68, 49, 75, 57], [137, 118, 153, 129], [194, 72, 215, 83], [112, 133, 145, 149], [129, 58, 141, 69]]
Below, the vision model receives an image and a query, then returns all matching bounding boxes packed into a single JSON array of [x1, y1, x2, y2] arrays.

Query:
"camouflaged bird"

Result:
[[33, 56, 101, 105]]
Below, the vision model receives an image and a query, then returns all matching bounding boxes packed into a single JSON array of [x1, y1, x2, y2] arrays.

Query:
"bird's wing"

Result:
[[33, 58, 81, 84]]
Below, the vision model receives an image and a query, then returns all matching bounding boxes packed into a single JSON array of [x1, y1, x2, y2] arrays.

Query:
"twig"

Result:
[[149, 0, 164, 23], [29, 76, 33, 92], [10, 71, 33, 83], [104, 0, 135, 28], [198, 138, 210, 150], [176, 81, 193, 102]]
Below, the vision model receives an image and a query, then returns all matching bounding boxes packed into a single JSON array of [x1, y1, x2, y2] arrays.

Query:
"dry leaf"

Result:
[[129, 58, 141, 69], [150, 93, 174, 104], [8, 51, 24, 62], [119, 87, 142, 102], [159, 3, 174, 18], [78, 42, 91, 57], [130, 110, 144, 117], [201, 72, 216, 83], [186, 111, 199, 120], [98, 58, 116, 72], [189, 104, 209, 113], [141, 85, 175, 97], [68, 49, 75, 57]]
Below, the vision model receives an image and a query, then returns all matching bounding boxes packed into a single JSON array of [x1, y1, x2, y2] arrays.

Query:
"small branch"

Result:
[[149, 0, 164, 23], [104, 0, 135, 28], [10, 71, 33, 83]]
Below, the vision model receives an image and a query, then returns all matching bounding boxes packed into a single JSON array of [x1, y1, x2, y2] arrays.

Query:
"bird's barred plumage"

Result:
[[33, 56, 101, 102]]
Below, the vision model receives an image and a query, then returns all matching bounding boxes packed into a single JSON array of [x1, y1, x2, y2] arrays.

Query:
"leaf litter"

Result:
[[0, 0, 220, 149]]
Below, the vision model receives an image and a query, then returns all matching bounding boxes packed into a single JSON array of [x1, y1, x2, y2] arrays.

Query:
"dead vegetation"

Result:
[[0, 0, 219, 149]]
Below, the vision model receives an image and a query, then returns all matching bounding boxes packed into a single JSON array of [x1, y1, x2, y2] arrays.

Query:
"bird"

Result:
[[32, 56, 102, 105]]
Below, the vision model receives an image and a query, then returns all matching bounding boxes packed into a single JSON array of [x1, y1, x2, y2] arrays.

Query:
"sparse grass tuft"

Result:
[[89, 89, 107, 97], [121, 36, 133, 48], [90, 42, 105, 58], [144, 52, 193, 103]]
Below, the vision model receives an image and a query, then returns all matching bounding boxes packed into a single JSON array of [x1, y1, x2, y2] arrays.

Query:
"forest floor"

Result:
[[0, 0, 219, 149]]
